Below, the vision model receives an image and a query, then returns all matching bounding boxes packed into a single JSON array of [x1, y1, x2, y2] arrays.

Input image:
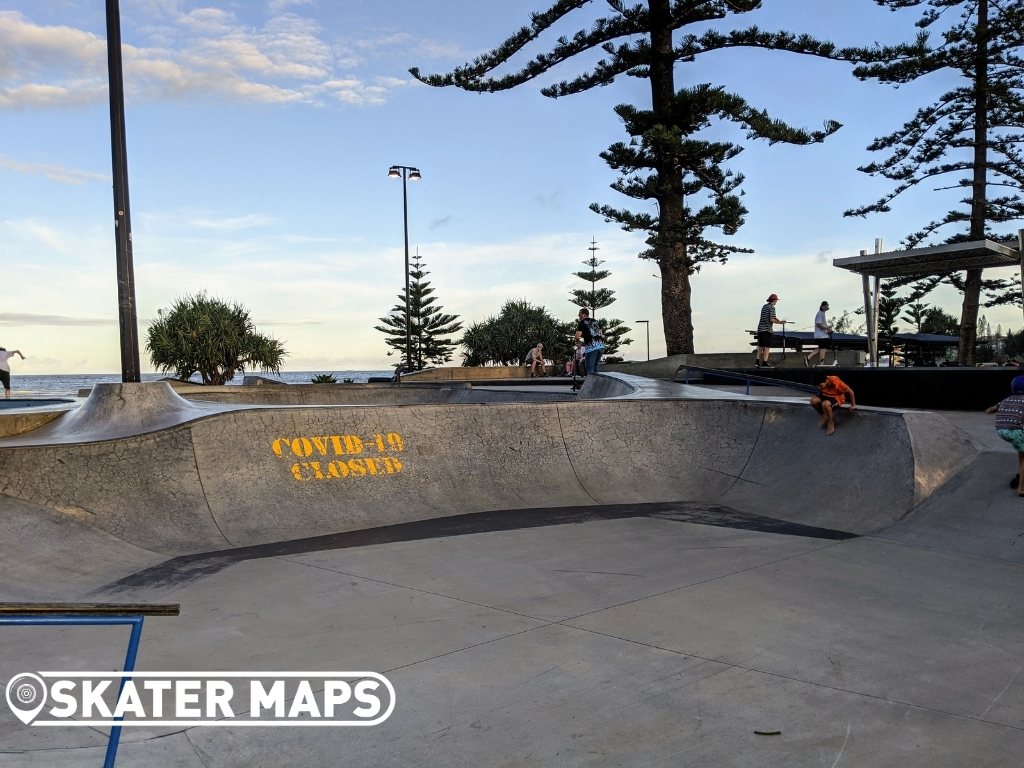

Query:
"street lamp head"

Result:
[[408, 169, 421, 181], [388, 167, 401, 179]]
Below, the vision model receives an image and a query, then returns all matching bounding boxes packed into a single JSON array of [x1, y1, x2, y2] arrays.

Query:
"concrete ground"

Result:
[[2, 496, 1023, 766]]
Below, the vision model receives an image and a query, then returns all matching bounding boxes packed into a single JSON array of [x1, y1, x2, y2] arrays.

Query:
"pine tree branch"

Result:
[[677, 26, 845, 64], [410, 1, 646, 93]]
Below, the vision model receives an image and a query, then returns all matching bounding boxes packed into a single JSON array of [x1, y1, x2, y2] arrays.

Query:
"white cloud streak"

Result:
[[267, 0, 315, 14], [188, 213, 278, 230], [0, 312, 115, 327], [0, 153, 110, 184], [0, 7, 412, 110]]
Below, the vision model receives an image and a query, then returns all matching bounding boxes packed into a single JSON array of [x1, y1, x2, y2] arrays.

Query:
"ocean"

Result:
[[5, 371, 394, 398]]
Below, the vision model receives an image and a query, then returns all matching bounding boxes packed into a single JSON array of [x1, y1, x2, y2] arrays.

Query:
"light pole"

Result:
[[106, 0, 141, 382], [388, 165, 421, 372], [636, 320, 650, 361]]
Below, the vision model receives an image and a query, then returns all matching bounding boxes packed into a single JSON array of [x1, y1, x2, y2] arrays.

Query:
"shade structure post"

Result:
[[872, 276, 881, 367], [872, 239, 883, 368], [105, 0, 141, 383], [1019, 229, 1024, 328], [861, 274, 874, 367], [859, 248, 875, 368], [402, 169, 411, 369]]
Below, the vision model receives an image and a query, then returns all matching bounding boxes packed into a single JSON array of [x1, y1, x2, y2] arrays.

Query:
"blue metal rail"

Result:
[[670, 364, 820, 396], [0, 603, 179, 768]]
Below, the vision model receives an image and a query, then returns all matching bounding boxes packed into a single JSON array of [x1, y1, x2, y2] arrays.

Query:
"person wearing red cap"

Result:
[[755, 294, 786, 367]]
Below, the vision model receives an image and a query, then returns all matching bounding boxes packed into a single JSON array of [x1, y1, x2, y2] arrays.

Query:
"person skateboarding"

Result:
[[755, 294, 787, 368], [0, 346, 25, 399], [985, 375, 1024, 496], [805, 301, 831, 367], [574, 309, 604, 374], [810, 371, 856, 436]]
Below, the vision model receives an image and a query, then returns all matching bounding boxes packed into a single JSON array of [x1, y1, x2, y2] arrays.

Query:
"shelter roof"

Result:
[[833, 239, 1020, 278], [746, 330, 960, 350], [893, 332, 960, 345]]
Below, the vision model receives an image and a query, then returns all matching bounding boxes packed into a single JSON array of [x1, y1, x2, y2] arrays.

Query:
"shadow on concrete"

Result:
[[96, 501, 857, 594]]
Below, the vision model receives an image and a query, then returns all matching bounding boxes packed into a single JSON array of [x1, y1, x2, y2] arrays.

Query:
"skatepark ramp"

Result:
[[0, 379, 976, 557]]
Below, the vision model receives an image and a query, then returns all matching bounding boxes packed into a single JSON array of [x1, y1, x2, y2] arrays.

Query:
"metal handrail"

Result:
[[670, 364, 819, 396], [1, 603, 179, 768]]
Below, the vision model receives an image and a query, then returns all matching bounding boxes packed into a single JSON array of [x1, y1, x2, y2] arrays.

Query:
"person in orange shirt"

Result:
[[811, 371, 856, 435]]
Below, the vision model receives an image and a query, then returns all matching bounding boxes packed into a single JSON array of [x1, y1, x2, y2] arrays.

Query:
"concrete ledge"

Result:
[[401, 366, 555, 381], [605, 351, 865, 379]]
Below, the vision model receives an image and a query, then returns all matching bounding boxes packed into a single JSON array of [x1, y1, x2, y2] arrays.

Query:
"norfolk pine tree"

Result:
[[844, 0, 1024, 364], [375, 252, 462, 370], [569, 238, 632, 357], [411, 1, 843, 356]]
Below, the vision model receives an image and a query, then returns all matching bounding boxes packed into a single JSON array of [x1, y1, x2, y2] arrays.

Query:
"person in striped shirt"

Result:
[[755, 294, 787, 367], [986, 376, 1024, 497]]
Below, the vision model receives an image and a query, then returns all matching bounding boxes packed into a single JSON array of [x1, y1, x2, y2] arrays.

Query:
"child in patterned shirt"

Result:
[[986, 375, 1024, 497]]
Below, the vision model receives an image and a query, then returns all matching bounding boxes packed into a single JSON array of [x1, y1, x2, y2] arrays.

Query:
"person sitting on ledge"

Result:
[[810, 371, 856, 436], [524, 342, 547, 377]]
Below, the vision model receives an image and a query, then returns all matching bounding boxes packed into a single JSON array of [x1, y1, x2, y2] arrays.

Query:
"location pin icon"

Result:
[[6, 673, 47, 725]]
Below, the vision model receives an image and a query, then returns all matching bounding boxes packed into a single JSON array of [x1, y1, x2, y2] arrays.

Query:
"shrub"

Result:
[[146, 293, 286, 386], [461, 300, 574, 366]]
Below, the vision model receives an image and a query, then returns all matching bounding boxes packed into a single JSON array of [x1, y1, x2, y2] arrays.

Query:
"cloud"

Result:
[[0, 312, 115, 327], [0, 152, 109, 184], [255, 318, 323, 326], [268, 0, 315, 13], [333, 32, 470, 70], [189, 213, 278, 230], [0, 8, 403, 109], [534, 190, 563, 210], [2, 219, 95, 256]]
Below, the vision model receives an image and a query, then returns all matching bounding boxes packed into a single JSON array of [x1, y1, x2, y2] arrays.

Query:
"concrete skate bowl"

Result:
[[0, 381, 976, 557]]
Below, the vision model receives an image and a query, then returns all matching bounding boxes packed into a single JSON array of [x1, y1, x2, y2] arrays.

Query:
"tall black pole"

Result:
[[402, 170, 412, 369], [105, 0, 141, 383]]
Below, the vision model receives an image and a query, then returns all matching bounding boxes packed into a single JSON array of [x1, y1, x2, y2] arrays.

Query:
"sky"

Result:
[[1, 0, 1022, 374]]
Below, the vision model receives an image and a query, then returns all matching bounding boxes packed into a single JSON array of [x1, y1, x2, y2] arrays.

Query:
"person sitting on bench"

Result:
[[524, 343, 547, 377]]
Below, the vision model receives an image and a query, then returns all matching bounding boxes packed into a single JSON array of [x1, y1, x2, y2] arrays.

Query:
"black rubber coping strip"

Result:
[[99, 501, 857, 593]]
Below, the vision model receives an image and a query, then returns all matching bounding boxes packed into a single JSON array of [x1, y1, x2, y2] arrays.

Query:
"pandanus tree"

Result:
[[844, 0, 1024, 364], [146, 293, 286, 385], [411, 0, 842, 355], [461, 300, 575, 366]]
